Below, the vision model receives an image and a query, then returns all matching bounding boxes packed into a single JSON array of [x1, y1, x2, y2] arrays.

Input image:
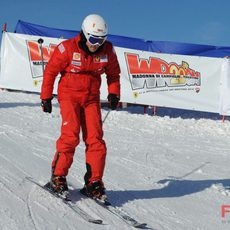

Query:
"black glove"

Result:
[[41, 98, 53, 113], [107, 94, 120, 110]]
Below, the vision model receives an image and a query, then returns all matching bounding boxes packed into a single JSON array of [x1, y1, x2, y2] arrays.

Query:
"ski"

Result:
[[25, 177, 103, 225], [80, 189, 147, 228]]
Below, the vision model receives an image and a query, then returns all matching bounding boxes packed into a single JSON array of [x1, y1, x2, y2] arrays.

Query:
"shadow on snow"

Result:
[[105, 178, 230, 207]]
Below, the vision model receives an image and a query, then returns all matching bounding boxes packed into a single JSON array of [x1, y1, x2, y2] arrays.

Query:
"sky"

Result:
[[1, 0, 230, 46]]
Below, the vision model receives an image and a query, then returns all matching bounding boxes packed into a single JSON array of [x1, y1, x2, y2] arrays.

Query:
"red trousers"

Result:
[[52, 100, 107, 184]]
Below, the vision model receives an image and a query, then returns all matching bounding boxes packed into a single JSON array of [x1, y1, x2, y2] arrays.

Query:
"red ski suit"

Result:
[[40, 34, 120, 183]]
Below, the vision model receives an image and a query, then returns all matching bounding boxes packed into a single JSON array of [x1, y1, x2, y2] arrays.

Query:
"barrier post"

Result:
[[3, 23, 7, 32], [153, 106, 157, 116], [144, 106, 147, 115], [222, 115, 225, 122], [38, 38, 45, 74]]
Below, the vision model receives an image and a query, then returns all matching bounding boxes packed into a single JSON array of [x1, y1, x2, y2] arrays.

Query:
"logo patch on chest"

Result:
[[73, 52, 81, 61], [71, 61, 81, 66], [94, 55, 108, 63]]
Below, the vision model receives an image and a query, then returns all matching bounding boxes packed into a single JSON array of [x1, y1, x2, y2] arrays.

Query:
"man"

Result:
[[40, 14, 120, 200]]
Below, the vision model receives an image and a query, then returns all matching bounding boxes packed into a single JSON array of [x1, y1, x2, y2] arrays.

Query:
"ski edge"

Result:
[[97, 200, 147, 228], [80, 189, 147, 229]]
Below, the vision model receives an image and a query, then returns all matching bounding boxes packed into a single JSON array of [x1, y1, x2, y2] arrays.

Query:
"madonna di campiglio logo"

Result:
[[125, 53, 201, 94]]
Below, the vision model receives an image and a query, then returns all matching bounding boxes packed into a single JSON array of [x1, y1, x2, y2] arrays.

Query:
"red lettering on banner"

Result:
[[126, 53, 169, 74], [27, 41, 56, 62], [126, 53, 200, 78]]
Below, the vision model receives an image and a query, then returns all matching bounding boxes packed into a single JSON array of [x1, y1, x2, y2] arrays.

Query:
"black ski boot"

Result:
[[80, 180, 108, 202], [49, 175, 69, 199]]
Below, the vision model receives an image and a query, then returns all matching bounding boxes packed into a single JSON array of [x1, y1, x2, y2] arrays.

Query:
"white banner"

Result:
[[0, 32, 63, 92], [1, 32, 229, 115], [113, 48, 223, 113], [219, 59, 230, 115]]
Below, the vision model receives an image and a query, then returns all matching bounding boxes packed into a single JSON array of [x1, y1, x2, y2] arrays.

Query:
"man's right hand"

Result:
[[41, 98, 53, 113]]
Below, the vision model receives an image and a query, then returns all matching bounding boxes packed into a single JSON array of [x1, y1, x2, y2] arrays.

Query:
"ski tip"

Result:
[[133, 223, 147, 229], [89, 219, 103, 224]]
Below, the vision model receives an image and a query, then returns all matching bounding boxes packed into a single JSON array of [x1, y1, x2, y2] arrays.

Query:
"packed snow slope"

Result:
[[1, 90, 230, 230]]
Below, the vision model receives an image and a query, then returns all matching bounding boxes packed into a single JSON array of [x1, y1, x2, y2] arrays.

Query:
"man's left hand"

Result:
[[107, 94, 120, 110]]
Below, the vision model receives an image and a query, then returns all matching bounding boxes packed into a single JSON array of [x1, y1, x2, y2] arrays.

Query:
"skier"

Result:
[[40, 14, 120, 200]]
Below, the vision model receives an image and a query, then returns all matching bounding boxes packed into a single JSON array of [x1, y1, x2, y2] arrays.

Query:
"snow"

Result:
[[1, 90, 230, 230]]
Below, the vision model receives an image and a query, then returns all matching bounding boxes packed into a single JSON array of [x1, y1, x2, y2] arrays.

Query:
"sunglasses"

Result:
[[86, 33, 107, 46]]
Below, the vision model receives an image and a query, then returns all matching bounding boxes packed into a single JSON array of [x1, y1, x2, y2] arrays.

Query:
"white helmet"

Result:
[[82, 14, 108, 38]]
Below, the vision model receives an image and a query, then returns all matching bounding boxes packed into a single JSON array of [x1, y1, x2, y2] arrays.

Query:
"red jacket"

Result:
[[40, 35, 120, 105]]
